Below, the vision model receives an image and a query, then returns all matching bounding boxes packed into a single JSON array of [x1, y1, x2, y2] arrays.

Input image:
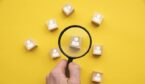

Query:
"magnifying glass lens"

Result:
[[60, 27, 91, 58]]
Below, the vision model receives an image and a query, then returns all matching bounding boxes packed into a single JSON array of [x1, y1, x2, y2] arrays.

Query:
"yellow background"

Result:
[[0, 0, 145, 84]]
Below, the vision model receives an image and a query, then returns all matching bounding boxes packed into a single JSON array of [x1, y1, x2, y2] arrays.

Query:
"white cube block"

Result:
[[51, 48, 61, 59], [92, 13, 104, 26], [46, 19, 58, 31], [63, 4, 74, 16], [25, 39, 37, 51], [70, 36, 81, 50], [92, 71, 103, 83], [93, 45, 102, 56]]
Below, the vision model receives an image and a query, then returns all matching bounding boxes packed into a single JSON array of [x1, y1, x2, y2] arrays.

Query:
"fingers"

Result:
[[49, 59, 67, 78], [46, 60, 68, 84], [46, 60, 81, 84], [68, 62, 81, 84], [54, 59, 67, 73], [56, 60, 67, 69]]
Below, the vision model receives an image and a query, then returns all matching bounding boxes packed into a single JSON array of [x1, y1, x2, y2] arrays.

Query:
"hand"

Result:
[[46, 60, 81, 84]]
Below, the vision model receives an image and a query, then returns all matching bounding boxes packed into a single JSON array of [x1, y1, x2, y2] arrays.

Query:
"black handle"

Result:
[[65, 58, 73, 78]]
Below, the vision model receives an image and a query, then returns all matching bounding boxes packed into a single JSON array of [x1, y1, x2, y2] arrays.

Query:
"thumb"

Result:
[[68, 62, 81, 84]]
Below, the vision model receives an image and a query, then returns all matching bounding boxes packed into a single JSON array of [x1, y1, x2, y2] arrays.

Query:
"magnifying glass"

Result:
[[58, 25, 92, 77]]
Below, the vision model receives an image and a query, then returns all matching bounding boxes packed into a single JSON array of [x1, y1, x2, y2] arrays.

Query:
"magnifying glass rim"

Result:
[[58, 25, 92, 59]]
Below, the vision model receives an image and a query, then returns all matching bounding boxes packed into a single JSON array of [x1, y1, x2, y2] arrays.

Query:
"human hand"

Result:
[[46, 60, 81, 84]]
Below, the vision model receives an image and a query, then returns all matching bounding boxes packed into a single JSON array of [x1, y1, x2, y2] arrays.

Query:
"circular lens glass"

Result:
[[58, 25, 92, 59]]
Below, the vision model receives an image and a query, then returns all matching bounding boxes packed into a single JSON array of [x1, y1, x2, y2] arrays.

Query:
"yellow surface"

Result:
[[0, 0, 145, 84]]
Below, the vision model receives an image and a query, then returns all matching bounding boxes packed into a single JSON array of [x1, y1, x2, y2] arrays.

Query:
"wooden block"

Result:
[[92, 13, 104, 26], [92, 71, 103, 83], [70, 36, 82, 50], [25, 39, 37, 51], [62, 4, 74, 16], [50, 48, 61, 59], [93, 45, 102, 56], [46, 19, 58, 31]]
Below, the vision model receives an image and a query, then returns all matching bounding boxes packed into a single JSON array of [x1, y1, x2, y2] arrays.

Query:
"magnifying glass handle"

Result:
[[65, 58, 73, 78]]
